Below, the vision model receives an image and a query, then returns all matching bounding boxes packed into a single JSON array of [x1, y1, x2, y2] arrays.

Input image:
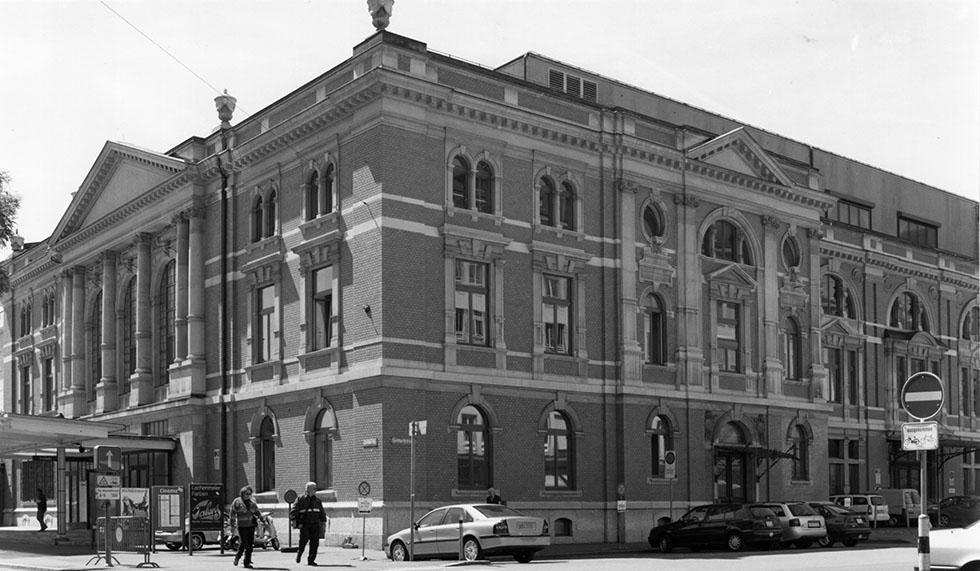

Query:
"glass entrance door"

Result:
[[714, 448, 747, 503]]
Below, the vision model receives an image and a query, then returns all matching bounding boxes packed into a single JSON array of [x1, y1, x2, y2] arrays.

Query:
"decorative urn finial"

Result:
[[214, 89, 237, 129], [367, 0, 394, 31]]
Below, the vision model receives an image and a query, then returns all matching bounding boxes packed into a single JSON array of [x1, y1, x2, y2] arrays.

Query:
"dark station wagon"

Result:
[[649, 503, 781, 553]]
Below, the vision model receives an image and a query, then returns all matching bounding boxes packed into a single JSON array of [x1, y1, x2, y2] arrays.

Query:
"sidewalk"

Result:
[[0, 527, 917, 571]]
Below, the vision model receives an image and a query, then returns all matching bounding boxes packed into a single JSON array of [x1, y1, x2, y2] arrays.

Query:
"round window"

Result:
[[643, 205, 664, 240], [782, 236, 800, 269]]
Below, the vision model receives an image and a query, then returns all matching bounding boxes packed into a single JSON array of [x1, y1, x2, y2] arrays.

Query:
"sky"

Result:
[[1, 0, 977, 247]]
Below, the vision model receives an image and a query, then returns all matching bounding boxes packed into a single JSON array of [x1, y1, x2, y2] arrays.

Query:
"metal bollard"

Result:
[[918, 514, 930, 571]]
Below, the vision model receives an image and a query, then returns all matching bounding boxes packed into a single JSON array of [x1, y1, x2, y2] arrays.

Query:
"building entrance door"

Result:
[[714, 448, 747, 503]]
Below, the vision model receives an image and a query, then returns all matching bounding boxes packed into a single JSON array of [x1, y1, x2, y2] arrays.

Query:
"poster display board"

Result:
[[152, 486, 184, 533], [189, 483, 224, 531]]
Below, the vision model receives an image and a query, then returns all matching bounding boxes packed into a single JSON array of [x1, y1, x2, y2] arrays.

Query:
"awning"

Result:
[[0, 412, 175, 458]]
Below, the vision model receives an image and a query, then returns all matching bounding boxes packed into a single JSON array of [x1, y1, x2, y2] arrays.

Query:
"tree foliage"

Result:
[[0, 170, 22, 293]]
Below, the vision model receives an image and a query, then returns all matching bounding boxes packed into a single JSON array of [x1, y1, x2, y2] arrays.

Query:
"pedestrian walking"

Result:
[[230, 486, 266, 568], [35, 488, 47, 531], [486, 487, 502, 504], [290, 482, 327, 566]]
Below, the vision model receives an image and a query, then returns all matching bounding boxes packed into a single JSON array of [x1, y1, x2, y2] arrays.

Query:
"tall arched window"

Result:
[[642, 294, 666, 365], [790, 425, 809, 480], [121, 278, 136, 393], [650, 415, 673, 477], [452, 156, 470, 209], [306, 170, 320, 221], [962, 306, 979, 341], [322, 164, 334, 215], [457, 405, 490, 490], [20, 302, 32, 336], [264, 191, 277, 239], [538, 177, 556, 226], [157, 261, 175, 386], [890, 292, 929, 332], [702, 220, 752, 264], [821, 275, 855, 318], [783, 317, 801, 380], [251, 196, 263, 242], [312, 409, 334, 489], [558, 182, 576, 231], [90, 291, 103, 389], [544, 411, 575, 490], [257, 416, 276, 492], [782, 236, 801, 269], [475, 161, 493, 214]]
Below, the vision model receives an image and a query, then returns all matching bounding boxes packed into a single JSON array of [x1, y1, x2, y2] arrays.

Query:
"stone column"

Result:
[[174, 214, 189, 362], [96, 252, 118, 412], [187, 207, 206, 362], [132, 233, 153, 405], [618, 179, 643, 384], [761, 215, 782, 396], [60, 269, 73, 393], [807, 228, 827, 400], [674, 192, 704, 389], [67, 266, 87, 417]]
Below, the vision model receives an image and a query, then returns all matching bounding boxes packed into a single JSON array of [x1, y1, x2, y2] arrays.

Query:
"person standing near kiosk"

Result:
[[290, 482, 326, 566]]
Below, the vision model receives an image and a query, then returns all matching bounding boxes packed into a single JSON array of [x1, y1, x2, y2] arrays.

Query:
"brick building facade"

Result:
[[2, 30, 978, 546]]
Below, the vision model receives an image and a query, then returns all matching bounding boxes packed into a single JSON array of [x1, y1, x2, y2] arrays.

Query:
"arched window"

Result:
[[642, 204, 664, 241], [544, 411, 575, 490], [558, 182, 575, 231], [457, 405, 491, 490], [264, 191, 277, 238], [790, 425, 809, 480], [322, 163, 334, 215], [312, 409, 334, 489], [642, 294, 666, 365], [782, 236, 801, 269], [257, 416, 276, 492], [20, 302, 32, 336], [783, 317, 801, 380], [452, 156, 470, 209], [90, 291, 103, 389], [890, 292, 929, 332], [821, 275, 855, 318], [306, 170, 319, 221], [158, 261, 175, 386], [251, 196, 264, 242], [963, 307, 980, 341], [475, 161, 493, 214], [539, 177, 556, 226], [702, 220, 752, 264], [650, 415, 673, 477], [553, 517, 573, 537], [121, 278, 136, 392]]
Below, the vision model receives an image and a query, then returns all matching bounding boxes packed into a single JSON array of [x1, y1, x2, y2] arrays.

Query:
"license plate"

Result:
[[856, 518, 865, 524], [807, 521, 821, 528], [765, 521, 773, 527]]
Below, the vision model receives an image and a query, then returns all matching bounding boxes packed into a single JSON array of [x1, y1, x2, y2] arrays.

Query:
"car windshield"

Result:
[[474, 505, 525, 518], [749, 507, 775, 518], [788, 504, 817, 516], [818, 504, 850, 515]]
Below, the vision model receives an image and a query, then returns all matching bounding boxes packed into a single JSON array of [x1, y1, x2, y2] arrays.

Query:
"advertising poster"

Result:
[[120, 488, 150, 518], [151, 486, 184, 533], [189, 483, 224, 531]]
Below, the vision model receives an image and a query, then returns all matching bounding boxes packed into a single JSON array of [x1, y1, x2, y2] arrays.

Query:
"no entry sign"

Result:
[[901, 372, 945, 421]]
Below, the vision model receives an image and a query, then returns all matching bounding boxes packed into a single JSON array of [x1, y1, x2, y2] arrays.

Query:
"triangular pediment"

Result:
[[50, 141, 187, 244], [686, 127, 795, 187], [706, 262, 757, 288], [821, 318, 860, 337]]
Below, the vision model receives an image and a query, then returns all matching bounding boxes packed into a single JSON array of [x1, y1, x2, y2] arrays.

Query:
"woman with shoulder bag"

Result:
[[230, 486, 266, 568]]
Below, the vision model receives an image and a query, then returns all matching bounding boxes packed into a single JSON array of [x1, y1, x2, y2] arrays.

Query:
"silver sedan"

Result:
[[384, 503, 551, 563]]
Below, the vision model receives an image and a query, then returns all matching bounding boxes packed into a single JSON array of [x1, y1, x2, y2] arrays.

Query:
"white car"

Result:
[[923, 519, 980, 570], [384, 503, 550, 563]]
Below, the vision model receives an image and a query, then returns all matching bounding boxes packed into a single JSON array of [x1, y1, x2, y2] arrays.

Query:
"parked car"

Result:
[[807, 501, 872, 547], [919, 518, 980, 570], [927, 495, 980, 528], [760, 501, 826, 548], [648, 503, 781, 553], [830, 494, 890, 524], [155, 513, 227, 551], [865, 488, 921, 526], [383, 504, 550, 563]]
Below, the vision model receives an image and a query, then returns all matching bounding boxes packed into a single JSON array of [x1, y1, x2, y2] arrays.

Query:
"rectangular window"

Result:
[[897, 215, 938, 248], [832, 200, 872, 230], [974, 370, 980, 418], [829, 464, 844, 495], [311, 266, 333, 351], [825, 348, 842, 403], [962, 368, 971, 416], [455, 261, 489, 346], [256, 285, 276, 364], [19, 365, 33, 414], [43, 358, 54, 412], [542, 275, 571, 354], [717, 301, 740, 372], [846, 350, 859, 405]]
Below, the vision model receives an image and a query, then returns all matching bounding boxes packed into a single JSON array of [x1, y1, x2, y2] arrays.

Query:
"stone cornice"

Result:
[[820, 245, 978, 291]]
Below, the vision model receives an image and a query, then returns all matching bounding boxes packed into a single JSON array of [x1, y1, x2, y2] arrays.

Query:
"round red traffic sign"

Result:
[[901, 372, 945, 421]]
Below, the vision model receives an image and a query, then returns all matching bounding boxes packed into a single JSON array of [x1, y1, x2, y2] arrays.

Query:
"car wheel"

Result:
[[794, 539, 813, 549], [842, 538, 858, 547], [390, 541, 409, 562], [165, 542, 181, 551], [939, 514, 952, 528], [187, 532, 205, 551], [658, 536, 672, 554], [271, 538, 280, 550], [726, 533, 745, 552], [816, 535, 833, 548], [462, 537, 482, 561], [513, 551, 534, 563]]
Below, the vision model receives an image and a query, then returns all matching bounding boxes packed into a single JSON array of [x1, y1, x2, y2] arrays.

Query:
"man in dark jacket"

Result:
[[290, 482, 327, 566]]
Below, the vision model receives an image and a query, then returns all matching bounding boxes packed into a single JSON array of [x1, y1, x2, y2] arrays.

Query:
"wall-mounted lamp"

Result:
[[362, 304, 371, 316]]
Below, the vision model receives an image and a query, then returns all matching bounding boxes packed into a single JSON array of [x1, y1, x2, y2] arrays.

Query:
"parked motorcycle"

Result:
[[222, 511, 280, 551]]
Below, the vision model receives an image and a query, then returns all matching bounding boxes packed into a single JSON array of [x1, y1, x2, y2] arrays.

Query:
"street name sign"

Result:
[[901, 372, 945, 421]]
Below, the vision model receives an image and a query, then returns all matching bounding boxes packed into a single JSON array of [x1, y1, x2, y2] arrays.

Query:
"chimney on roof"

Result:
[[214, 90, 237, 129]]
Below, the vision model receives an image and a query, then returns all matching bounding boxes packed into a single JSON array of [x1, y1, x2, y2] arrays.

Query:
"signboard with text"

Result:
[[189, 483, 224, 531], [152, 486, 184, 533]]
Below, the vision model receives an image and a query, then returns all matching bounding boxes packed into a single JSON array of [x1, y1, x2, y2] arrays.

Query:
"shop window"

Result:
[[257, 416, 276, 493]]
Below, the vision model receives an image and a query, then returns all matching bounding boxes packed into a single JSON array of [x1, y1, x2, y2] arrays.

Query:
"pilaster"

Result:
[[96, 252, 118, 413], [131, 233, 153, 405], [761, 214, 782, 395]]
